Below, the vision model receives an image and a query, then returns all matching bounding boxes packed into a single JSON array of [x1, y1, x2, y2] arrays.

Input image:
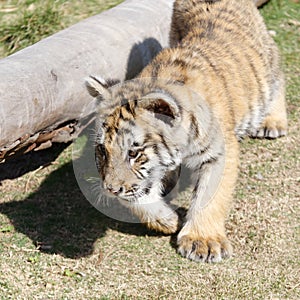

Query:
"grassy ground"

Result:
[[0, 0, 123, 57], [0, 0, 299, 299]]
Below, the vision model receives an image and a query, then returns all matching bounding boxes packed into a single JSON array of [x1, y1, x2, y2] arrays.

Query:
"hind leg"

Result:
[[253, 77, 288, 138]]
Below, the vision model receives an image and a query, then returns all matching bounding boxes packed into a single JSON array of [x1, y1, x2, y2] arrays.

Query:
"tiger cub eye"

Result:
[[128, 149, 139, 158]]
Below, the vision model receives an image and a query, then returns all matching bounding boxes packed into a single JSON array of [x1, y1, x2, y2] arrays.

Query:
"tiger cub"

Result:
[[85, 0, 287, 263]]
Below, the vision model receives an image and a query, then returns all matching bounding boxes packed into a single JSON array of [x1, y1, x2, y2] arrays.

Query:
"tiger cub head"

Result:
[[85, 76, 183, 202]]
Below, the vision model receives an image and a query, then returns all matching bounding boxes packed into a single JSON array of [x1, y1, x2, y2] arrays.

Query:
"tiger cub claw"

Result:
[[177, 235, 233, 263], [251, 127, 287, 139]]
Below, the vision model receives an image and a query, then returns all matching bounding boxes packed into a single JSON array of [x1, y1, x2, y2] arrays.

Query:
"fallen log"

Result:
[[0, 0, 269, 162]]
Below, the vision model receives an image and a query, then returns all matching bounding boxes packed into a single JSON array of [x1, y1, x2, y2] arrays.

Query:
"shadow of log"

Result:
[[0, 143, 70, 182]]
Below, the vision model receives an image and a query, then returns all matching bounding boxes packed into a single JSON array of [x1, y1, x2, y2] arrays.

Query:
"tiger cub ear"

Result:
[[139, 91, 181, 125], [85, 76, 119, 99]]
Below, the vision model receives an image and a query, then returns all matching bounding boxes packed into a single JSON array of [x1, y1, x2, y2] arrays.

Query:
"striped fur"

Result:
[[86, 0, 287, 263]]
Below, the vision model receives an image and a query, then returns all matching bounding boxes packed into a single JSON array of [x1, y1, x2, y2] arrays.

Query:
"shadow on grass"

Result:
[[0, 161, 163, 259], [0, 143, 70, 182]]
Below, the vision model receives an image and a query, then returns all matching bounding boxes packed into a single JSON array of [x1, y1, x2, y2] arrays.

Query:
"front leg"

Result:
[[178, 136, 239, 263]]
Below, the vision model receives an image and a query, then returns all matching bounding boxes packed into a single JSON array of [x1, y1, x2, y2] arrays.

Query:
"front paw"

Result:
[[177, 235, 232, 263], [251, 115, 288, 139], [146, 211, 181, 234]]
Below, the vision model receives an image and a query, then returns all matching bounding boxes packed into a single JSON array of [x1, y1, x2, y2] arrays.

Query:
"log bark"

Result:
[[0, 0, 269, 162]]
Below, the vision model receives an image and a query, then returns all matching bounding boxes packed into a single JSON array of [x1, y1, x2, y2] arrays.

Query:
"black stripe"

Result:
[[135, 154, 148, 165], [128, 119, 135, 127], [106, 126, 117, 140], [185, 145, 210, 161], [158, 133, 171, 153], [144, 133, 153, 144], [119, 107, 133, 121], [198, 19, 216, 39], [151, 65, 160, 78], [172, 58, 189, 69], [245, 52, 265, 110], [152, 144, 172, 167], [152, 144, 160, 156], [189, 113, 200, 139], [135, 169, 145, 180]]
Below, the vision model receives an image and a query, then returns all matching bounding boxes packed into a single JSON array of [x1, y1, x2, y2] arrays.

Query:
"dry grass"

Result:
[[0, 0, 299, 299]]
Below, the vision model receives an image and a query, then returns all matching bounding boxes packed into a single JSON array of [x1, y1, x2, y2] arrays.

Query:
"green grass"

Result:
[[0, 2, 61, 55], [0, 0, 123, 57], [0, 0, 299, 299]]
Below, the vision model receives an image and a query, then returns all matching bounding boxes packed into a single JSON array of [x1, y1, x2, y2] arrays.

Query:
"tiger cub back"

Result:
[[141, 0, 287, 138], [86, 0, 287, 263]]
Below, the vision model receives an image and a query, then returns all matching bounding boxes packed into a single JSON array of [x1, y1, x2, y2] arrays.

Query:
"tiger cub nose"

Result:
[[106, 184, 123, 195]]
